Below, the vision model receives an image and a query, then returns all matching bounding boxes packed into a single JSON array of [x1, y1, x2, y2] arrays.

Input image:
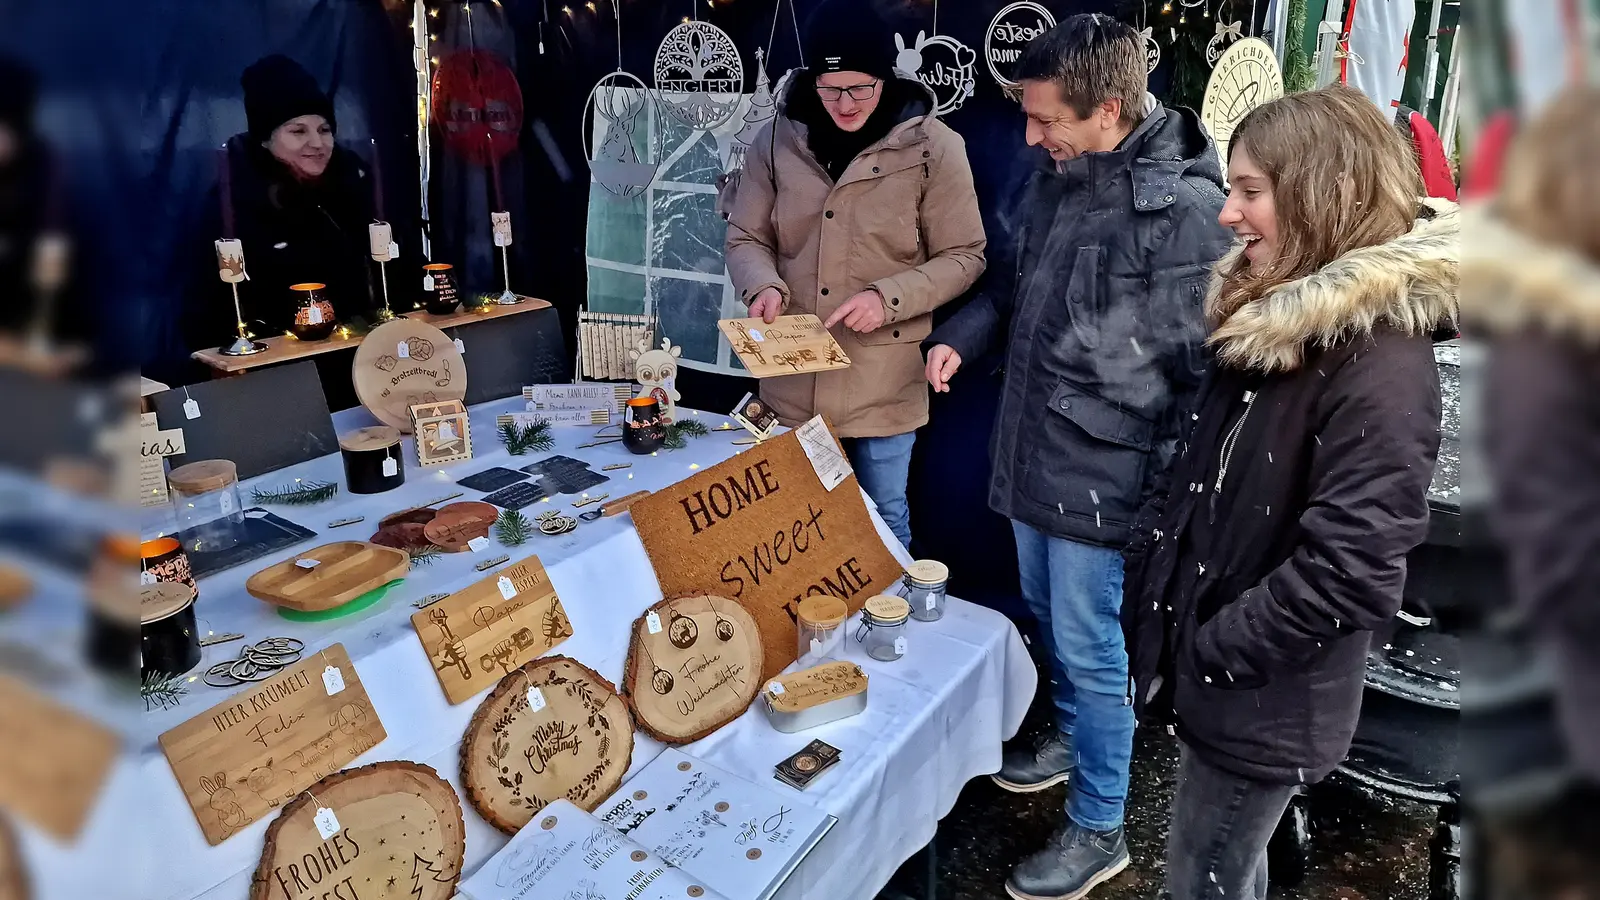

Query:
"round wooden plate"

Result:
[[461, 655, 634, 834], [249, 761, 464, 900], [0, 815, 25, 900], [422, 513, 493, 552], [623, 593, 764, 744], [435, 501, 499, 524], [352, 319, 466, 433]]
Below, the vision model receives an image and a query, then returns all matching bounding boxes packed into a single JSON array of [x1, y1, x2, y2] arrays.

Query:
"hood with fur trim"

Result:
[[1206, 198, 1460, 372], [1461, 206, 1600, 342]]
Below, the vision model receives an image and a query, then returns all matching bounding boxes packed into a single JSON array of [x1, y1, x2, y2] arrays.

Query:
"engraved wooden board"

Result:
[[352, 319, 466, 434], [0, 814, 26, 900], [461, 656, 634, 834], [158, 645, 387, 845], [718, 315, 851, 378], [248, 761, 464, 900], [764, 660, 868, 713], [0, 676, 119, 841], [628, 426, 902, 683], [409, 556, 574, 705], [623, 594, 763, 744]]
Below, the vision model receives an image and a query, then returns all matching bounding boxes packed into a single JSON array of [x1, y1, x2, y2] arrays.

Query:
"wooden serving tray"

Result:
[[245, 542, 410, 612]]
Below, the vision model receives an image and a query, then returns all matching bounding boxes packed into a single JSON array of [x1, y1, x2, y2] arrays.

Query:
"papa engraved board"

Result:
[[410, 556, 574, 705], [718, 315, 851, 378], [159, 644, 386, 845], [629, 426, 903, 683]]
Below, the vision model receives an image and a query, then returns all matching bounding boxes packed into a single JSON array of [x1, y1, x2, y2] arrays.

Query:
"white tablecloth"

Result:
[[101, 398, 1034, 900]]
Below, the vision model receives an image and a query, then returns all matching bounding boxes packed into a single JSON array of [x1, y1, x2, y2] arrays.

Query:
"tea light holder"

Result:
[[369, 221, 397, 321], [215, 239, 267, 356], [491, 211, 523, 305]]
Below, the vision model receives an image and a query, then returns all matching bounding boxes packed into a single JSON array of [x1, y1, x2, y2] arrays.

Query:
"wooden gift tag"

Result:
[[0, 676, 119, 841], [409, 556, 574, 705], [717, 314, 851, 378], [158, 644, 386, 845], [763, 660, 868, 713]]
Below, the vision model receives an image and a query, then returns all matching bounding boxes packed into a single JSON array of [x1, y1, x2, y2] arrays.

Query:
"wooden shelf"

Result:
[[190, 296, 552, 376]]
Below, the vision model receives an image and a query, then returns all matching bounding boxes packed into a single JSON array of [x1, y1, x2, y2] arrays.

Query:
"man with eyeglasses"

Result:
[[925, 15, 1229, 900], [722, 0, 985, 550]]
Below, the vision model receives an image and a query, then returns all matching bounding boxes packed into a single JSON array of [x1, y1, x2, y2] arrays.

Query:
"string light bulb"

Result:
[[562, 5, 571, 14], [1162, 1, 1172, 11], [429, 7, 439, 16], [585, 1, 595, 9]]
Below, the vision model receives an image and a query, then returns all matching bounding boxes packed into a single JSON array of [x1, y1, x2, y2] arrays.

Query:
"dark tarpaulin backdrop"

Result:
[[121, 0, 1236, 620]]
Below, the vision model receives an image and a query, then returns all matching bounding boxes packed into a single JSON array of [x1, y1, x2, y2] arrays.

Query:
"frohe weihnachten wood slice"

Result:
[[248, 760, 464, 900], [460, 655, 634, 834], [623, 593, 764, 744]]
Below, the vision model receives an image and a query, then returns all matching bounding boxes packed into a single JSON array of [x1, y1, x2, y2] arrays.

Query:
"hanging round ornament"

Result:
[[653, 20, 745, 130], [728, 47, 780, 170], [1201, 38, 1284, 162], [430, 50, 524, 166], [895, 30, 977, 117], [584, 71, 660, 199], [985, 2, 1056, 91], [1207, 19, 1245, 66], [1140, 26, 1161, 74]]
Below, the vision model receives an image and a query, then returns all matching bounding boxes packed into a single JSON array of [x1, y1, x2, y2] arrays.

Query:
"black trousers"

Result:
[[1164, 743, 1299, 900]]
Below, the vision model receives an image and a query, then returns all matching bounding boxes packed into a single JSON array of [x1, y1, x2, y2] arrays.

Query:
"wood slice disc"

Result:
[[434, 501, 499, 525], [422, 513, 492, 553], [623, 593, 764, 745], [249, 761, 464, 900], [461, 655, 634, 835], [352, 319, 466, 433], [0, 815, 26, 900]]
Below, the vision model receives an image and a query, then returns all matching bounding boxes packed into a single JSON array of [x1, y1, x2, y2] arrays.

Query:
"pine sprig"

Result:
[[499, 418, 555, 456], [662, 418, 709, 450], [495, 509, 533, 546], [407, 543, 443, 567], [250, 479, 338, 506], [141, 671, 189, 711]]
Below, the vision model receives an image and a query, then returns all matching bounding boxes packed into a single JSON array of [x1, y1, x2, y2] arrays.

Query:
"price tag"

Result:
[[893, 637, 907, 656], [140, 570, 157, 586], [387, 241, 400, 259], [748, 329, 765, 342], [306, 305, 323, 324], [314, 807, 341, 840], [809, 638, 823, 656], [925, 594, 938, 612], [497, 576, 517, 600], [183, 398, 201, 420], [767, 681, 785, 696], [454, 338, 466, 354], [381, 457, 398, 477], [295, 558, 321, 569], [423, 274, 436, 292], [397, 341, 410, 359], [646, 612, 663, 634], [468, 536, 490, 553], [322, 665, 345, 696], [527, 686, 547, 713], [218, 491, 237, 515]]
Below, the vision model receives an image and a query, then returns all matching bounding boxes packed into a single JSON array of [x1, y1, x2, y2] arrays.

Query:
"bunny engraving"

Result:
[[895, 32, 927, 76], [200, 772, 247, 832]]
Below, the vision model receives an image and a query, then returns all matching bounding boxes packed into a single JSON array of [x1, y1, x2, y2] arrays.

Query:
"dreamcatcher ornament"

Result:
[[584, 0, 660, 198], [653, 19, 745, 130], [896, 0, 977, 117]]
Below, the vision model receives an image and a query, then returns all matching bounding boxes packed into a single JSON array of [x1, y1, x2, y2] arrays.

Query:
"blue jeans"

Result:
[[1011, 521, 1135, 832], [842, 432, 915, 549]]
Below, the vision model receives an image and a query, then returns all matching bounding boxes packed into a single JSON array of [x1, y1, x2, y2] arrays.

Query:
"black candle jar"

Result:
[[623, 397, 666, 454], [140, 581, 201, 679]]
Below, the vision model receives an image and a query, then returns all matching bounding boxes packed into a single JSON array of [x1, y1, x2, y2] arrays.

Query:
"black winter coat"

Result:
[[1123, 201, 1459, 785], [929, 101, 1231, 548]]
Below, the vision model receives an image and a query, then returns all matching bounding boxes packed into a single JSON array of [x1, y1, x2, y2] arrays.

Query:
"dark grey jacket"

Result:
[[929, 103, 1230, 547]]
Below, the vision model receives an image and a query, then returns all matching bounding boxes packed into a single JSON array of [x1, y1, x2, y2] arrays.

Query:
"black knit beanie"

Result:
[[803, 0, 898, 81], [241, 54, 336, 143]]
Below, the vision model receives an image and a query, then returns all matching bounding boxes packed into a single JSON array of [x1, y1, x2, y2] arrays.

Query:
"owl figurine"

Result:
[[630, 336, 682, 423]]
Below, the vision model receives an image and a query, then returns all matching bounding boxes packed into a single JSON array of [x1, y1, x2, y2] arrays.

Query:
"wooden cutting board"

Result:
[[246, 542, 410, 612], [461, 656, 633, 834], [623, 593, 763, 744], [352, 319, 467, 433], [718, 314, 851, 378], [249, 761, 464, 900]]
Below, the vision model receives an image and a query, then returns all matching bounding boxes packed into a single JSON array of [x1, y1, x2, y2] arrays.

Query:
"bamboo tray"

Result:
[[245, 541, 410, 612]]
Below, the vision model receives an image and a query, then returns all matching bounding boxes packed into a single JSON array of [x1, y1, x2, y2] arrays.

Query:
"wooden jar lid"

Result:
[[338, 425, 402, 452], [167, 459, 238, 494], [140, 582, 195, 625], [906, 559, 949, 585], [863, 594, 910, 625], [796, 596, 847, 629]]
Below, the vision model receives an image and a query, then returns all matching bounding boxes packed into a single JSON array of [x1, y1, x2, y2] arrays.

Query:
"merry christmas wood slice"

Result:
[[352, 319, 466, 434], [461, 656, 633, 834], [623, 593, 764, 744], [249, 761, 464, 900]]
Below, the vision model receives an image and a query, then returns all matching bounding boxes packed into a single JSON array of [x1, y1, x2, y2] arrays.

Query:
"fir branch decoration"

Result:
[[407, 543, 443, 567], [141, 671, 189, 712], [499, 418, 555, 456], [495, 509, 533, 546], [250, 479, 338, 506], [662, 418, 709, 450], [1284, 0, 1315, 93]]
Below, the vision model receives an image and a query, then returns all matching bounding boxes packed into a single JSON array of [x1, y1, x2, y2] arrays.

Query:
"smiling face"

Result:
[[1218, 143, 1279, 266], [265, 114, 333, 180], [815, 71, 883, 132], [1019, 79, 1126, 162]]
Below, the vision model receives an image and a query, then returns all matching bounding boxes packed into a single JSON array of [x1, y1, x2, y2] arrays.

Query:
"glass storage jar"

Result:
[[856, 594, 911, 662], [796, 596, 848, 667], [904, 559, 950, 622], [289, 282, 337, 341], [167, 459, 245, 553]]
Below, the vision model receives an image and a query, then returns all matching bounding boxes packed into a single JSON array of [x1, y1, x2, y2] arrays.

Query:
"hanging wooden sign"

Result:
[[622, 593, 764, 744], [352, 319, 466, 434], [158, 644, 386, 845], [0, 676, 119, 842], [409, 556, 574, 705], [717, 315, 850, 379], [248, 761, 465, 900], [629, 424, 902, 683], [461, 656, 634, 833], [1201, 38, 1284, 162]]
